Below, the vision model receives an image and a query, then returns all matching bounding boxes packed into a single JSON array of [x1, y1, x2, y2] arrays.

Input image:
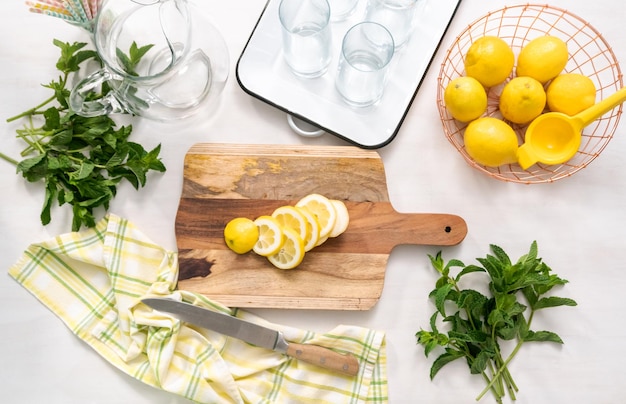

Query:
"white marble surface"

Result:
[[1, 1, 624, 403]]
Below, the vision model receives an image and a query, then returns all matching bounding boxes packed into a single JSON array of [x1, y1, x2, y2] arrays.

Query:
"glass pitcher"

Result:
[[70, 0, 229, 121]]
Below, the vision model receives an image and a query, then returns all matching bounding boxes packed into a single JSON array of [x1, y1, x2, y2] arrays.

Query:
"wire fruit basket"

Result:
[[438, 4, 622, 184]]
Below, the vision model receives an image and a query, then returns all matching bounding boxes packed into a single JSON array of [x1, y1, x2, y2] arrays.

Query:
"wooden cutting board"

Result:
[[175, 143, 467, 310]]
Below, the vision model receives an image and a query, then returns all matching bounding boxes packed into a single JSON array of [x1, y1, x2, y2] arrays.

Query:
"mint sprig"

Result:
[[416, 241, 577, 402], [1, 39, 166, 231]]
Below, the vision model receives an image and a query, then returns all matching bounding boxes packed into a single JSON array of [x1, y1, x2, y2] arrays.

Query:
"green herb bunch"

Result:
[[1, 40, 166, 231], [416, 241, 577, 403]]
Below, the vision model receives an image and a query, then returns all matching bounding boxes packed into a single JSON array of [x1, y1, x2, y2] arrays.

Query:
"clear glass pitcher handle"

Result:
[[70, 70, 127, 117]]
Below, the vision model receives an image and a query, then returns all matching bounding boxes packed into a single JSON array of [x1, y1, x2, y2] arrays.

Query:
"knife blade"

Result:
[[142, 298, 359, 376]]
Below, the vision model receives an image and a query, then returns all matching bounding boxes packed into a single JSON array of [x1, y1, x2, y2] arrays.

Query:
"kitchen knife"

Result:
[[142, 298, 360, 376]]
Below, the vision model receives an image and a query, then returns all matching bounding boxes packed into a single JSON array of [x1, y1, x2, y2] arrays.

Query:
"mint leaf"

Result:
[[430, 349, 464, 380], [534, 296, 577, 310]]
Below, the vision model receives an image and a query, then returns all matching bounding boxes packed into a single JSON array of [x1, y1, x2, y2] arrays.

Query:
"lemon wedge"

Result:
[[267, 226, 305, 270], [253, 216, 285, 257]]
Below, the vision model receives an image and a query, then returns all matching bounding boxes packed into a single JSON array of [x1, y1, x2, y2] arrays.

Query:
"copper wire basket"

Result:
[[438, 4, 623, 184]]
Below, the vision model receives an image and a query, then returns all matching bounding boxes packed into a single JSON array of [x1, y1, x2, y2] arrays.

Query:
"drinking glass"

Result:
[[278, 0, 332, 78], [365, 0, 420, 48], [335, 22, 395, 107], [328, 0, 360, 22]]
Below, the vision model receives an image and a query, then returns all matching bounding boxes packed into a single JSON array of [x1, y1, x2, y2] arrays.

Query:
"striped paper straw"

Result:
[[61, 0, 84, 22], [29, 7, 75, 22], [32, 0, 65, 7], [88, 0, 102, 18], [26, 1, 72, 17], [73, 0, 90, 22], [27, 0, 104, 28], [80, 0, 92, 19]]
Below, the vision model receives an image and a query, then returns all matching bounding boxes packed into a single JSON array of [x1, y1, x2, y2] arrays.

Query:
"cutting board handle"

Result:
[[347, 202, 467, 251], [393, 211, 467, 246]]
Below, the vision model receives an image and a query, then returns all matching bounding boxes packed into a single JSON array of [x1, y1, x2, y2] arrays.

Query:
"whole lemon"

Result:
[[224, 217, 259, 254], [464, 36, 515, 87], [546, 73, 596, 116], [499, 76, 546, 124], [444, 76, 488, 122], [464, 117, 519, 167], [516, 36, 568, 83]]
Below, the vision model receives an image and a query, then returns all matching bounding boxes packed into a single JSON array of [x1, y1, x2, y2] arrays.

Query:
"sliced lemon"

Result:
[[295, 193, 337, 239], [315, 235, 329, 247], [271, 205, 308, 240], [252, 216, 285, 257], [329, 199, 349, 237], [267, 226, 305, 270], [294, 206, 321, 252]]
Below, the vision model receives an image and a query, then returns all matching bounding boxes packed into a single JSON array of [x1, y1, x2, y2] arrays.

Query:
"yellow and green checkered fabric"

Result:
[[8, 214, 388, 403]]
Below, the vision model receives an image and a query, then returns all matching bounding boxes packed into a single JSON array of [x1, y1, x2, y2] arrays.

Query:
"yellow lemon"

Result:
[[267, 226, 305, 270], [253, 215, 285, 257], [546, 73, 596, 116], [499, 76, 546, 124], [444, 76, 488, 122], [464, 117, 519, 167], [516, 36, 568, 83], [295, 194, 337, 239], [224, 217, 259, 254], [464, 36, 515, 87]]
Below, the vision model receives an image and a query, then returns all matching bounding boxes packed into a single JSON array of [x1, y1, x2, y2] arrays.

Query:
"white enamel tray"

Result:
[[236, 0, 462, 148]]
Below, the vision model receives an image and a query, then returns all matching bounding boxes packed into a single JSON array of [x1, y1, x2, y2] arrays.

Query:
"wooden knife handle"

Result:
[[286, 342, 360, 376]]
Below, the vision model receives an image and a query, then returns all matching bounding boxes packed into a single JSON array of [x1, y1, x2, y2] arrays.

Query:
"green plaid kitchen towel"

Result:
[[8, 214, 388, 403]]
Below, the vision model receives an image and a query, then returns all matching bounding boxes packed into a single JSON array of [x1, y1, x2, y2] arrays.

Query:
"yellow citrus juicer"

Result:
[[518, 86, 626, 169]]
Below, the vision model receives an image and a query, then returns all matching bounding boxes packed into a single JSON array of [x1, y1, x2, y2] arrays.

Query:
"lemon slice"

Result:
[[272, 205, 308, 240], [295, 194, 337, 239], [267, 226, 305, 270], [252, 216, 285, 257], [315, 235, 329, 247], [295, 206, 321, 252], [329, 199, 349, 237]]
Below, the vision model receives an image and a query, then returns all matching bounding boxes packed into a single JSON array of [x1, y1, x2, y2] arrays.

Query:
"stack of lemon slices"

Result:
[[223, 194, 349, 270]]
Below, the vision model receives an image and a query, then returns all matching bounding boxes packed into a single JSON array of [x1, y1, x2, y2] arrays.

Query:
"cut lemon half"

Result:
[[267, 226, 305, 270], [295, 194, 337, 239], [295, 206, 321, 252], [271, 205, 308, 240], [329, 199, 349, 237], [252, 216, 284, 257]]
